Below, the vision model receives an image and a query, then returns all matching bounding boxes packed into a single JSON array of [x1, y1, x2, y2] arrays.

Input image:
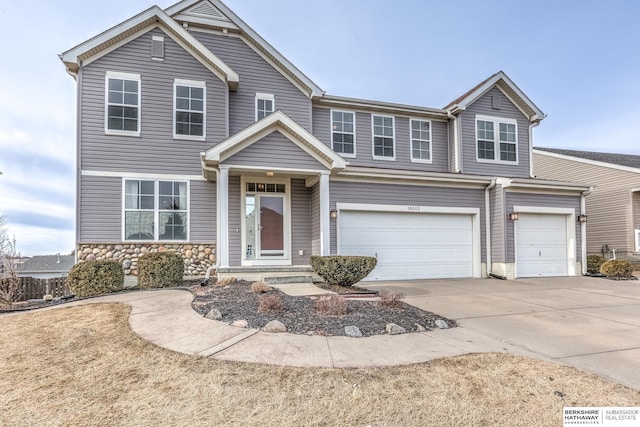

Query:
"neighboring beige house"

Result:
[[534, 147, 640, 261]]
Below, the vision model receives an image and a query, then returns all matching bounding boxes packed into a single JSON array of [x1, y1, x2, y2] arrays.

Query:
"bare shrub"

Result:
[[0, 216, 22, 309], [216, 277, 237, 286], [377, 290, 405, 308], [258, 295, 282, 312], [250, 281, 272, 293], [315, 295, 347, 316]]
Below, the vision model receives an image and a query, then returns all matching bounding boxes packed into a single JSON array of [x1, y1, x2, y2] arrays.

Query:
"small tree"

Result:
[[0, 215, 22, 308]]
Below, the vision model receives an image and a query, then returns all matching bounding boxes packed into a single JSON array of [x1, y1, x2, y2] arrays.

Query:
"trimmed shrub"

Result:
[[310, 255, 377, 287], [67, 260, 124, 297], [315, 295, 347, 316], [600, 259, 634, 279], [586, 255, 607, 275], [378, 290, 405, 308], [137, 252, 184, 289], [258, 294, 282, 312]]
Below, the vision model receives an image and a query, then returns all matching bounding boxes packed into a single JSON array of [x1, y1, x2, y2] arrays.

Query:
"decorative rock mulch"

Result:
[[191, 281, 456, 337]]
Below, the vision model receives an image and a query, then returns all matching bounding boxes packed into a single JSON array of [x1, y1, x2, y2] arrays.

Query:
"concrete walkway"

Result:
[[4, 276, 639, 391], [3, 285, 541, 368], [366, 276, 640, 390]]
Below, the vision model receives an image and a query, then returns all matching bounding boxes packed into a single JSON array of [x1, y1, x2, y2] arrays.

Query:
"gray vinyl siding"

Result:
[[79, 175, 121, 241], [504, 192, 581, 263], [190, 31, 311, 133], [490, 185, 506, 262], [634, 193, 640, 234], [80, 28, 227, 175], [459, 87, 530, 178], [535, 152, 639, 254], [228, 176, 242, 266], [224, 130, 325, 170], [311, 182, 320, 255], [329, 180, 486, 260], [311, 106, 449, 172], [190, 180, 216, 241], [291, 179, 312, 265]]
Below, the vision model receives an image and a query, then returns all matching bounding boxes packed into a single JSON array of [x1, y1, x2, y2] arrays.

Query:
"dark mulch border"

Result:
[[191, 280, 456, 337]]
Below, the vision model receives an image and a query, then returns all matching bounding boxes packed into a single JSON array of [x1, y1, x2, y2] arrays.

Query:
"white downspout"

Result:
[[201, 160, 220, 285], [529, 121, 540, 178], [447, 110, 461, 173], [485, 179, 497, 277], [580, 186, 594, 275]]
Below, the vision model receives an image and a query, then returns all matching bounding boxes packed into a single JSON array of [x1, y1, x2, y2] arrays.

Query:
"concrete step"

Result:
[[264, 275, 313, 285]]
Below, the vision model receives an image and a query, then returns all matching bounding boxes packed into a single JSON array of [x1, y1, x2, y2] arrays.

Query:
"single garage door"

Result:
[[338, 210, 474, 281], [516, 213, 568, 277]]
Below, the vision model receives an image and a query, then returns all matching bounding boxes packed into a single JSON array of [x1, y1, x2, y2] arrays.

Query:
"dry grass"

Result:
[[1, 304, 639, 427], [216, 277, 237, 286], [315, 294, 348, 316], [250, 280, 273, 293], [257, 294, 283, 312], [377, 289, 406, 308]]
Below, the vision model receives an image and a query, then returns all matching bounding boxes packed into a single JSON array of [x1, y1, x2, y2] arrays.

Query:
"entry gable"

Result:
[[203, 110, 347, 171]]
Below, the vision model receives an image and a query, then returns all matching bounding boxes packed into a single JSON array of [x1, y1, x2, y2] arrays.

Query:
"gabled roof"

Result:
[[202, 110, 346, 171], [165, 0, 324, 98], [535, 147, 640, 171], [445, 71, 545, 122], [59, 5, 239, 89], [17, 255, 75, 274]]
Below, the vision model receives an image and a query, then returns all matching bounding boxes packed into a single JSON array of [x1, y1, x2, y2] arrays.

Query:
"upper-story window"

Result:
[[124, 179, 188, 241], [372, 115, 395, 160], [106, 71, 140, 136], [476, 115, 518, 163], [256, 93, 274, 120], [410, 119, 432, 163], [174, 79, 205, 139], [331, 110, 355, 156]]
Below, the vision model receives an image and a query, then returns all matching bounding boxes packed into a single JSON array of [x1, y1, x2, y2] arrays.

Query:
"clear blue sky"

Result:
[[1, 0, 639, 256]]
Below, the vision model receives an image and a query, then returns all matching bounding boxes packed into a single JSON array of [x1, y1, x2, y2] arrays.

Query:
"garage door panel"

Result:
[[338, 210, 474, 281], [516, 213, 568, 278]]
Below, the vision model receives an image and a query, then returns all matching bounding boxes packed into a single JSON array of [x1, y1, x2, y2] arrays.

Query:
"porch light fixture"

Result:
[[266, 171, 274, 177], [509, 212, 519, 221], [578, 214, 588, 223], [330, 209, 338, 220]]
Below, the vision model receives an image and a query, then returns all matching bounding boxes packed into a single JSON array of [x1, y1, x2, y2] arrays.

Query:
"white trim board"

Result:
[[81, 170, 206, 181]]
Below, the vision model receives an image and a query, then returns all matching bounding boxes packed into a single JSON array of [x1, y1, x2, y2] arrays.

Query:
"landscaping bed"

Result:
[[190, 280, 456, 337]]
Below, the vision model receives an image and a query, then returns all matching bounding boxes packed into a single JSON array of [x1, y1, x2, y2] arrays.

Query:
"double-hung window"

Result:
[[124, 179, 188, 241], [476, 115, 518, 163], [256, 93, 274, 120], [410, 119, 432, 162], [372, 115, 395, 159], [174, 79, 205, 139], [331, 110, 355, 156], [106, 71, 140, 135]]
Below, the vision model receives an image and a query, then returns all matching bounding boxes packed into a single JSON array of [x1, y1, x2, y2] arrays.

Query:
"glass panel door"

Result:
[[259, 196, 284, 257]]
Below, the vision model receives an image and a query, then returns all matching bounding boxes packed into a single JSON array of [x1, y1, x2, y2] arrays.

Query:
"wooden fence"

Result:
[[15, 277, 71, 301]]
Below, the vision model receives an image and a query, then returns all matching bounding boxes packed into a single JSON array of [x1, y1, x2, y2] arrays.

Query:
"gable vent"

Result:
[[492, 95, 501, 110], [151, 35, 164, 59], [189, 1, 225, 19]]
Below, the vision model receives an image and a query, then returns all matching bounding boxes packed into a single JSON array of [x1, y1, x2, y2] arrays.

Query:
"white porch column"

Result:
[[217, 166, 230, 268], [319, 172, 331, 256]]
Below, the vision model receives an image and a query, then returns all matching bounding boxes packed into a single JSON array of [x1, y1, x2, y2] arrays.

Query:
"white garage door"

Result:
[[516, 213, 568, 277], [338, 211, 474, 281]]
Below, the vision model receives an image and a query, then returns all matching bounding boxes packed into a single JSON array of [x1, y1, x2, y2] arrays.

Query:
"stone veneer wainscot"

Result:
[[76, 243, 216, 276]]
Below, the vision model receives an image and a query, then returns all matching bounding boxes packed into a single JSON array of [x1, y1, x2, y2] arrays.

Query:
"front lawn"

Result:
[[1, 304, 639, 426]]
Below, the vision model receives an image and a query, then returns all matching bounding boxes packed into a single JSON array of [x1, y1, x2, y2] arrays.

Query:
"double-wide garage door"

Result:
[[338, 210, 474, 281], [515, 213, 568, 277]]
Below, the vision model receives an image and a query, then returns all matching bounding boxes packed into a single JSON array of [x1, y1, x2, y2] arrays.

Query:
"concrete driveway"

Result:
[[365, 276, 640, 390]]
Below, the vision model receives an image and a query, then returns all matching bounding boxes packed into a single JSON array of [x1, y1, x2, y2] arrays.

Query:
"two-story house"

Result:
[[60, 0, 590, 281]]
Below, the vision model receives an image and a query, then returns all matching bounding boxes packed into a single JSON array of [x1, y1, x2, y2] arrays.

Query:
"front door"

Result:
[[243, 181, 289, 264]]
